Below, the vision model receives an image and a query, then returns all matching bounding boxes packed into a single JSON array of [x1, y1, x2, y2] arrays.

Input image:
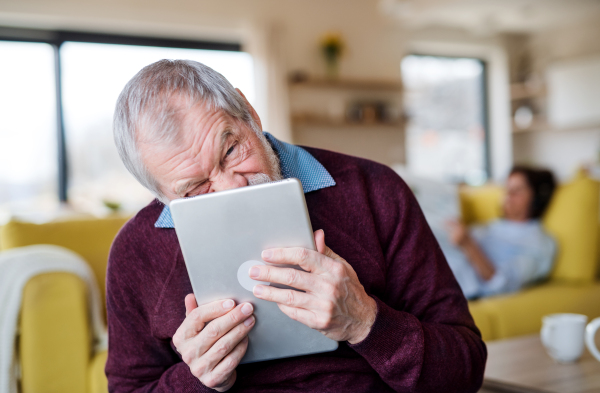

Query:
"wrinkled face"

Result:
[[141, 100, 281, 202], [503, 172, 533, 221]]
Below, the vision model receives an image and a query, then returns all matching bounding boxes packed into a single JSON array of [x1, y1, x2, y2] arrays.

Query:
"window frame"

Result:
[[0, 26, 241, 202]]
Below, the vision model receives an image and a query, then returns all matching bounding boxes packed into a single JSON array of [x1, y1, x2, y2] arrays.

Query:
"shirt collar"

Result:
[[154, 132, 335, 228]]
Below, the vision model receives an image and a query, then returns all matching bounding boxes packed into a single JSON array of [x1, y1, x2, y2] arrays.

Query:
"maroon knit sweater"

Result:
[[105, 147, 487, 393]]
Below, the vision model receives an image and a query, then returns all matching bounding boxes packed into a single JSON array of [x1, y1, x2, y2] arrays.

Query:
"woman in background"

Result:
[[439, 166, 557, 299]]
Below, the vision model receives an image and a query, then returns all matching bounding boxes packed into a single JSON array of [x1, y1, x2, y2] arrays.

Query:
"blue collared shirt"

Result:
[[154, 132, 336, 228]]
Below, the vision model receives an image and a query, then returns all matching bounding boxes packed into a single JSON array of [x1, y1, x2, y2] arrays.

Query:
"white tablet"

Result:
[[170, 178, 338, 364]]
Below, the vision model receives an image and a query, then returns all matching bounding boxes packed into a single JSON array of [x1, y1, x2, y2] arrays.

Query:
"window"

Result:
[[401, 55, 488, 184], [0, 41, 58, 223], [61, 42, 254, 214], [0, 29, 254, 222]]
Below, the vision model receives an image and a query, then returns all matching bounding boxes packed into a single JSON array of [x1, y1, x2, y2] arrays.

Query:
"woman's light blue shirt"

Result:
[[434, 219, 556, 299]]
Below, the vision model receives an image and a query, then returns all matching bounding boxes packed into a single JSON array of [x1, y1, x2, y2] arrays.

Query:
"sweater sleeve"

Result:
[[349, 175, 487, 393], [105, 227, 214, 393]]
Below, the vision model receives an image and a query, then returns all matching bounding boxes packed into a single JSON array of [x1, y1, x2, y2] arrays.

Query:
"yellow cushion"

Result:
[[459, 185, 503, 225], [20, 272, 91, 393], [543, 176, 600, 283], [88, 350, 108, 393], [469, 282, 600, 340], [0, 216, 129, 312]]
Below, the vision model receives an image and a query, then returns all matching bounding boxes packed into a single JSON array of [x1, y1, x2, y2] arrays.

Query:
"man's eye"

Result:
[[225, 145, 235, 157]]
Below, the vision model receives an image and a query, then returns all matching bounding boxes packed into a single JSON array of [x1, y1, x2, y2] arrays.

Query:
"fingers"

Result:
[[277, 304, 323, 330], [253, 284, 317, 308], [176, 300, 255, 392], [212, 338, 249, 379], [203, 338, 248, 391], [261, 247, 327, 273], [199, 316, 253, 374], [185, 294, 198, 317], [193, 303, 254, 354], [249, 264, 316, 291], [188, 307, 254, 388], [178, 299, 236, 341], [205, 369, 237, 393], [261, 230, 343, 274]]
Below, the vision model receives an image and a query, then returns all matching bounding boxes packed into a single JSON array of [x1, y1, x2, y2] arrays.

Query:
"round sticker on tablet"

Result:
[[237, 260, 270, 292]]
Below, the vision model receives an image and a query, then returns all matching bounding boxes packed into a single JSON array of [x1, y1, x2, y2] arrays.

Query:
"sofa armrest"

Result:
[[88, 350, 108, 393], [468, 301, 495, 341], [468, 282, 600, 340], [19, 272, 92, 393]]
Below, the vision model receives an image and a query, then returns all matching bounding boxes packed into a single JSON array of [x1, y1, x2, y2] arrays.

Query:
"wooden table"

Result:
[[479, 334, 600, 393]]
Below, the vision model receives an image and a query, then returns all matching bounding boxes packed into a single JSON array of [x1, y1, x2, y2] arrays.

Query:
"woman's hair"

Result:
[[510, 166, 557, 219]]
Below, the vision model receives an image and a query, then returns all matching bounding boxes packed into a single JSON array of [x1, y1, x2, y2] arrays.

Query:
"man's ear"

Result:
[[236, 88, 263, 131]]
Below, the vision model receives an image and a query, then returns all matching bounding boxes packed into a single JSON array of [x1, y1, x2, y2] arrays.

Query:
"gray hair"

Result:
[[113, 59, 260, 204]]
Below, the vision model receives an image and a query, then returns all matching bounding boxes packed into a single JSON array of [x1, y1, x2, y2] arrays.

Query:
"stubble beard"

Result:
[[248, 127, 284, 186]]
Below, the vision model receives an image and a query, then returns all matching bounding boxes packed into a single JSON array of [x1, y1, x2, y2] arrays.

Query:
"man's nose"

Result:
[[211, 172, 248, 192]]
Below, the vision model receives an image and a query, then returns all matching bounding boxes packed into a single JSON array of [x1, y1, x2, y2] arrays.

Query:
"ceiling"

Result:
[[379, 0, 600, 35]]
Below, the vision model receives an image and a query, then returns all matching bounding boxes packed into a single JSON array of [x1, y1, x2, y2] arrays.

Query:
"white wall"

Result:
[[546, 55, 600, 129], [514, 127, 600, 180], [513, 17, 600, 181]]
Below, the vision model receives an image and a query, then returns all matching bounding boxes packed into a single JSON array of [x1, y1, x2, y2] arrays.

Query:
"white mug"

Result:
[[586, 317, 600, 362], [541, 313, 587, 363]]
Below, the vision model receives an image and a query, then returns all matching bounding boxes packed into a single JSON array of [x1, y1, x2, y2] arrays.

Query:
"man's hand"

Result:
[[250, 229, 377, 344], [173, 295, 255, 391]]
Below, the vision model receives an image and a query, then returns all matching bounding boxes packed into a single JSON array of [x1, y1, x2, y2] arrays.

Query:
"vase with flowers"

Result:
[[320, 32, 345, 80]]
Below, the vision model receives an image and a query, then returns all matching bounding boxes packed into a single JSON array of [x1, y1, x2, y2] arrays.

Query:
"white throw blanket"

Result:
[[0, 245, 107, 393]]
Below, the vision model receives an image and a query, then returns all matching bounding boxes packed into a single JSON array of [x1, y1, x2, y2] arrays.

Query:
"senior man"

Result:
[[106, 59, 486, 393]]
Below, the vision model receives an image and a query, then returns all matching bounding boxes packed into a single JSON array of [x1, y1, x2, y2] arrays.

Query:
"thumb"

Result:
[[184, 293, 198, 317], [314, 229, 341, 260], [314, 229, 326, 254]]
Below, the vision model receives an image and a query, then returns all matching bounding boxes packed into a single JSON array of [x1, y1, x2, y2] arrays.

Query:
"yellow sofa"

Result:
[[0, 217, 128, 393], [1, 173, 599, 392], [464, 172, 600, 341]]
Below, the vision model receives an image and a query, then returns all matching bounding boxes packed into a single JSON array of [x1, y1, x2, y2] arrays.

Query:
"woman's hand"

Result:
[[446, 220, 496, 281], [447, 220, 470, 247]]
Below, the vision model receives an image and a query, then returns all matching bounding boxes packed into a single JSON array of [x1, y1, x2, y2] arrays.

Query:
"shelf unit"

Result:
[[513, 120, 600, 134], [510, 82, 546, 101], [292, 119, 404, 129], [289, 78, 402, 91], [288, 76, 405, 166], [512, 118, 549, 133], [510, 82, 547, 134], [288, 77, 404, 126]]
